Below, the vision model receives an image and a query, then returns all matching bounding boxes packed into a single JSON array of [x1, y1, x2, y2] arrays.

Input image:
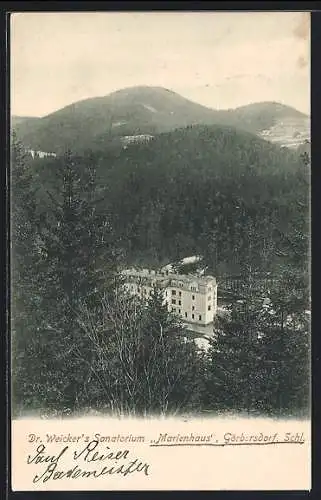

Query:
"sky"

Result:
[[11, 11, 310, 117]]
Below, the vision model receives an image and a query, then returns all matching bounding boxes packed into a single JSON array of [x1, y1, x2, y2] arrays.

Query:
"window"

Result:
[[208, 287, 212, 292], [199, 315, 202, 321], [149, 290, 152, 296], [172, 290, 176, 295], [185, 312, 187, 318], [179, 291, 182, 297], [172, 299, 176, 305], [192, 295, 195, 300], [208, 295, 211, 301], [191, 286, 197, 292], [192, 306, 195, 311], [178, 300, 181, 306], [178, 309, 181, 314], [208, 305, 211, 311], [172, 307, 176, 312], [192, 314, 195, 320], [165, 291, 167, 296]]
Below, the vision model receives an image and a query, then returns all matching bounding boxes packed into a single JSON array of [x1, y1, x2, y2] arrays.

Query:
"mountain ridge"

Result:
[[12, 86, 309, 153], [13, 90, 308, 122]]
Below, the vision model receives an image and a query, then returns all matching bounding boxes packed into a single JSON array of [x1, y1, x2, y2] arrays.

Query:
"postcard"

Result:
[[10, 11, 311, 491]]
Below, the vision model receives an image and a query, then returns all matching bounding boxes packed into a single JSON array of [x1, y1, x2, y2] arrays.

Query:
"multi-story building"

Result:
[[122, 268, 218, 326]]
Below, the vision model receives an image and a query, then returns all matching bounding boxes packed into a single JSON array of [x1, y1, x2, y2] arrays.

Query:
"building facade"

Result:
[[122, 268, 218, 326]]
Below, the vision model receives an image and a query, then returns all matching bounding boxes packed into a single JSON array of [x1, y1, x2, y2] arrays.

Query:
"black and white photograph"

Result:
[[10, 11, 311, 490]]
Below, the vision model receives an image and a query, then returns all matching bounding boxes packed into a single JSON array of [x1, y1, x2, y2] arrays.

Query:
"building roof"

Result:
[[122, 268, 216, 286]]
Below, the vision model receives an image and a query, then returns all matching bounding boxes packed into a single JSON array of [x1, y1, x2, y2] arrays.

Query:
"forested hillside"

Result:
[[28, 123, 309, 278]]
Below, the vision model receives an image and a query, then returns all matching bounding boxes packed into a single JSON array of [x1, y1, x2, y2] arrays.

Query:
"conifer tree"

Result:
[[13, 149, 120, 414], [139, 287, 204, 414], [37, 151, 119, 409], [204, 274, 268, 414], [11, 133, 46, 415], [205, 259, 310, 416], [257, 270, 310, 416]]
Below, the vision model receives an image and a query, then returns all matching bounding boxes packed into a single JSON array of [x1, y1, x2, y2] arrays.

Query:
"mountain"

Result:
[[12, 86, 222, 153], [219, 102, 310, 149], [222, 101, 306, 129], [12, 86, 309, 154], [11, 115, 40, 128]]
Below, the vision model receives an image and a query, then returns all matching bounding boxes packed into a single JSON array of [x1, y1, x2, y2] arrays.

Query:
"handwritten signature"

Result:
[[27, 440, 150, 483]]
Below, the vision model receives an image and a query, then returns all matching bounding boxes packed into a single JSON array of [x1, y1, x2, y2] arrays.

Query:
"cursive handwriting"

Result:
[[27, 444, 69, 465], [27, 440, 150, 484], [73, 439, 130, 462]]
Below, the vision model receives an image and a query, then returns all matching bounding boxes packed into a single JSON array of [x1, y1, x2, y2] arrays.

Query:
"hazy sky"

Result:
[[11, 11, 310, 117]]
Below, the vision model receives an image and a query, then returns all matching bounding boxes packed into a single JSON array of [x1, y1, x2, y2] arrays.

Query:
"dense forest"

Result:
[[11, 123, 310, 418], [28, 124, 309, 274]]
